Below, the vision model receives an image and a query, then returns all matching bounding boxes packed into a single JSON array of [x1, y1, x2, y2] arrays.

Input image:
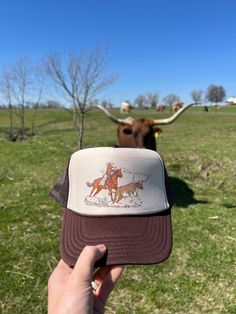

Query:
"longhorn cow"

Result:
[[172, 101, 184, 112], [96, 104, 194, 151], [156, 104, 167, 112], [120, 102, 133, 113]]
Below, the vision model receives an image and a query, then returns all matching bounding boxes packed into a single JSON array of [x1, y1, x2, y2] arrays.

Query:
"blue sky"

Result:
[[0, 0, 235, 105]]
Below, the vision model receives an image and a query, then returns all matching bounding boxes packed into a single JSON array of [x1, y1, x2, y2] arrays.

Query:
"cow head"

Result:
[[96, 104, 194, 151], [118, 118, 162, 150]]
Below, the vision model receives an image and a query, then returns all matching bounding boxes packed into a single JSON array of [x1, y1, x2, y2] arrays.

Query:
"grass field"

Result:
[[0, 106, 236, 313]]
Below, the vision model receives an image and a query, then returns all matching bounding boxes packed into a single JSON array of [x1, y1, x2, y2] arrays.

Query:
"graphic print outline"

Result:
[[85, 162, 149, 208]]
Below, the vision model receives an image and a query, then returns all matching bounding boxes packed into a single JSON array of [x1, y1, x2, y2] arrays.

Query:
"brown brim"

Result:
[[60, 207, 172, 267]]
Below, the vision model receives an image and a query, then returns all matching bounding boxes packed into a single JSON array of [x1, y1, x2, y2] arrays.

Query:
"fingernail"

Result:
[[97, 244, 106, 252]]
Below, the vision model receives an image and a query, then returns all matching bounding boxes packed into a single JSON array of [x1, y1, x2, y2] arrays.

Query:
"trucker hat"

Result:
[[49, 147, 176, 267]]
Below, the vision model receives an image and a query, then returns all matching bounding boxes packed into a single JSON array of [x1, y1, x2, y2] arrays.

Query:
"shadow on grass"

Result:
[[170, 177, 208, 208], [222, 203, 236, 209]]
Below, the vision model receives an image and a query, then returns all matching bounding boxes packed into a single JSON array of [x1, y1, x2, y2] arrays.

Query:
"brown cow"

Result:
[[114, 181, 144, 203], [156, 104, 167, 112], [172, 101, 184, 112], [96, 103, 194, 151], [120, 102, 133, 113]]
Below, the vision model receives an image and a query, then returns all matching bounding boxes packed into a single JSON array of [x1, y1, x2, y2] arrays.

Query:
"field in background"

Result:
[[0, 106, 236, 313]]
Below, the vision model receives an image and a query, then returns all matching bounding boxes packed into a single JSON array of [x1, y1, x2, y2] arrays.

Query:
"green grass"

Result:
[[0, 106, 236, 313]]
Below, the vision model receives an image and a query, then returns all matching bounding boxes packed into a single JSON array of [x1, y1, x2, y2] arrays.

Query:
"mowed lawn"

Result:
[[0, 106, 236, 313]]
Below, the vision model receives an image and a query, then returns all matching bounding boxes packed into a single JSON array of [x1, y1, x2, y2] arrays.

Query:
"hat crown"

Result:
[[67, 147, 169, 216]]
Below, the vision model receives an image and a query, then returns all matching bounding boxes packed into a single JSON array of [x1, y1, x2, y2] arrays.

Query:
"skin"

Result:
[[48, 245, 124, 314]]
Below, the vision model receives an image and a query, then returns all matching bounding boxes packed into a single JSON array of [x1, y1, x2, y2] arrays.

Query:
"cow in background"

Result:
[[120, 102, 133, 113], [96, 103, 194, 151], [172, 101, 184, 112], [156, 104, 167, 112]]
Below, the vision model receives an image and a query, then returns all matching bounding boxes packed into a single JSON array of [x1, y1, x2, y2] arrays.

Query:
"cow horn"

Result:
[[141, 175, 150, 183], [96, 105, 133, 125], [153, 103, 195, 125]]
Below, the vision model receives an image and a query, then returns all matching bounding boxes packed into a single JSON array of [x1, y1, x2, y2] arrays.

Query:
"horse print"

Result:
[[85, 162, 149, 208]]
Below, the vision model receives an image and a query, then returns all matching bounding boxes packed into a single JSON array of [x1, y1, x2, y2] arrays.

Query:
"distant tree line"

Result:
[[190, 85, 226, 106], [0, 47, 229, 145], [127, 84, 226, 110], [0, 100, 64, 109]]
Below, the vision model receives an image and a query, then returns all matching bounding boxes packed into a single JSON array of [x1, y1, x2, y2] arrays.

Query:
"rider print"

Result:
[[85, 162, 149, 208]]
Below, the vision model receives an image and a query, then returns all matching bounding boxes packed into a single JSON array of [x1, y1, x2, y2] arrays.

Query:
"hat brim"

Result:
[[60, 207, 172, 267]]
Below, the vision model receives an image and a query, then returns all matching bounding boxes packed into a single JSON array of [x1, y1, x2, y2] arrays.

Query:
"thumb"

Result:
[[72, 245, 107, 282]]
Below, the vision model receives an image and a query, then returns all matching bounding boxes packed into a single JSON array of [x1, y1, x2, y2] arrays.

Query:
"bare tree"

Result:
[[44, 47, 117, 148], [134, 92, 159, 109], [206, 84, 226, 105], [0, 66, 14, 137], [162, 93, 180, 110], [146, 92, 159, 109], [12, 57, 34, 137], [45, 100, 63, 108], [0, 57, 46, 140], [134, 94, 146, 108], [100, 100, 113, 109], [190, 89, 203, 104]]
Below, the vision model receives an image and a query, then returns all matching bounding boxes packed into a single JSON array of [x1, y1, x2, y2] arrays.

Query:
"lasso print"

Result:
[[85, 162, 149, 208]]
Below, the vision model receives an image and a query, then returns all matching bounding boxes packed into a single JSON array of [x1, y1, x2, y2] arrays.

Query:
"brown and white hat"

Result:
[[50, 147, 176, 267]]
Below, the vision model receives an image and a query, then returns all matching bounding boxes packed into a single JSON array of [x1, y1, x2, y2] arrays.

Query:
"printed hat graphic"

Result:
[[49, 147, 176, 267]]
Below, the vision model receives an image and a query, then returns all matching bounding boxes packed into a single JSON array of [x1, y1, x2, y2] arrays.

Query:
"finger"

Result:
[[92, 265, 113, 289], [72, 245, 106, 282], [56, 259, 73, 274], [95, 265, 125, 303], [92, 266, 112, 293]]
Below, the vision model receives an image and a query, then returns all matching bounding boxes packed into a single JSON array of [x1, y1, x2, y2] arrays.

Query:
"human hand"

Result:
[[48, 245, 124, 314]]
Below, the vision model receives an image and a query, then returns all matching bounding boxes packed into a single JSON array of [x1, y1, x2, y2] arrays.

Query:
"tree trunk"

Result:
[[19, 104, 25, 136], [8, 103, 13, 136], [78, 111, 85, 149], [31, 103, 38, 135]]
